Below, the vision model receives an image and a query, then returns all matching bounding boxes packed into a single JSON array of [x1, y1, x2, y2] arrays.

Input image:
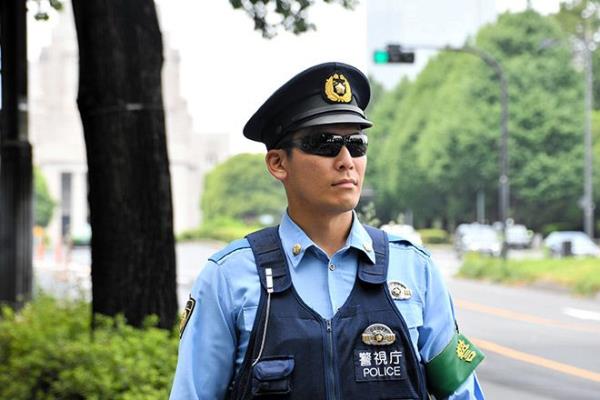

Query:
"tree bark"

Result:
[[72, 0, 177, 329]]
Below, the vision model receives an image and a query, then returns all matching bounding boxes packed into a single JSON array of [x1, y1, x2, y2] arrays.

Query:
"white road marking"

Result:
[[562, 307, 600, 322]]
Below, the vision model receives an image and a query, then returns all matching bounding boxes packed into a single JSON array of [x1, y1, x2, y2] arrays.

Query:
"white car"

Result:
[[544, 231, 600, 257], [506, 224, 533, 249], [454, 223, 502, 257], [380, 224, 423, 246]]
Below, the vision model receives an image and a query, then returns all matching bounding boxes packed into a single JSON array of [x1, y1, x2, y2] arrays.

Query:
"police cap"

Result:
[[244, 62, 373, 149]]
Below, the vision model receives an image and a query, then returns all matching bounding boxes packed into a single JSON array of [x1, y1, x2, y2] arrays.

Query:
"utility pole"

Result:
[[583, 19, 595, 238]]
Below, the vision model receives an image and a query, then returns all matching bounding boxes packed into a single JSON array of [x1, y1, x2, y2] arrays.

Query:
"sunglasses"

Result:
[[279, 132, 368, 157]]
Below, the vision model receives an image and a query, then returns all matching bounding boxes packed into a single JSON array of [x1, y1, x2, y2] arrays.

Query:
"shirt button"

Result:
[[329, 263, 336, 271]]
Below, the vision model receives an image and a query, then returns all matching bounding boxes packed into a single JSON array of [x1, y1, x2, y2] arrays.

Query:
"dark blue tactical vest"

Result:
[[228, 226, 427, 400]]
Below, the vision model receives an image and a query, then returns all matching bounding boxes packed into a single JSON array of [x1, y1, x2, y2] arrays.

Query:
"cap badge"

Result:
[[324, 73, 352, 103], [361, 323, 396, 346], [388, 281, 412, 300]]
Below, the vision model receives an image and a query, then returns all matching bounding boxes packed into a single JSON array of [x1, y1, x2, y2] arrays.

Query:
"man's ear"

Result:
[[265, 149, 288, 182]]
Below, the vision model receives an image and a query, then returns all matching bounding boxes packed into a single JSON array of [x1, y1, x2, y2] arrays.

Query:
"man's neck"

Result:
[[287, 208, 354, 258]]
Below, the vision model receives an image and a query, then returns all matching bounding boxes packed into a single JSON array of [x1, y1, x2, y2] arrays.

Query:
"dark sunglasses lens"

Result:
[[300, 133, 368, 157], [345, 135, 368, 157], [301, 134, 342, 156]]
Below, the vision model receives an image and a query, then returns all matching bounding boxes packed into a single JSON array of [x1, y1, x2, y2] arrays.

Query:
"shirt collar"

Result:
[[278, 211, 376, 268]]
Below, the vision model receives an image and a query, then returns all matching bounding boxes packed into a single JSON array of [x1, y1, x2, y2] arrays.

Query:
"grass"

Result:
[[458, 253, 600, 296]]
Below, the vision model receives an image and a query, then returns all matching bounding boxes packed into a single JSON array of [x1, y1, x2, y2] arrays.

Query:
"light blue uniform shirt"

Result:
[[170, 213, 485, 399]]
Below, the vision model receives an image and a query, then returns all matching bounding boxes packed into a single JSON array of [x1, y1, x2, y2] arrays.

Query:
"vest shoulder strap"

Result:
[[359, 225, 389, 285], [246, 226, 292, 293]]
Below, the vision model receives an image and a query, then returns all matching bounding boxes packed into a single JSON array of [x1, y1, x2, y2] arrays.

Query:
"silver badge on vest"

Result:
[[361, 323, 396, 346], [388, 281, 412, 300]]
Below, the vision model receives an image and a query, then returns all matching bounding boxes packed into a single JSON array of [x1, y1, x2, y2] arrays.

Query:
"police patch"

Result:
[[354, 349, 406, 382], [179, 295, 196, 338]]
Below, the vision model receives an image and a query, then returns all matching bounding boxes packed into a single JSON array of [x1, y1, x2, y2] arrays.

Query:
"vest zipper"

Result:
[[325, 319, 337, 400]]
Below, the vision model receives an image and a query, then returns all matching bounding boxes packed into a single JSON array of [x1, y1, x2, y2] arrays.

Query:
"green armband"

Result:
[[425, 333, 484, 398]]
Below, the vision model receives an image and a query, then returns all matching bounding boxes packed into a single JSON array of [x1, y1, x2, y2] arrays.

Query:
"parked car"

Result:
[[454, 223, 501, 257], [506, 224, 533, 249], [380, 223, 423, 246], [543, 231, 600, 257]]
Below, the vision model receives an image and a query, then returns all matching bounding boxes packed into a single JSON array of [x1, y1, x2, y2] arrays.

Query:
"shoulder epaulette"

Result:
[[387, 233, 431, 258], [208, 238, 250, 264]]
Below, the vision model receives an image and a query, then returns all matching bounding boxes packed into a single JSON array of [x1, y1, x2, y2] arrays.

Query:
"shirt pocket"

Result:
[[394, 301, 423, 329], [394, 300, 423, 354]]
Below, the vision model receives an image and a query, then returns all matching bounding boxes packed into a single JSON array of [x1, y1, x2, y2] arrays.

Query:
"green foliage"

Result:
[[201, 153, 286, 223], [367, 11, 584, 230], [554, 0, 600, 110], [34, 167, 56, 228], [0, 296, 178, 399], [418, 228, 449, 244], [356, 201, 381, 226], [229, 0, 357, 38], [458, 253, 600, 295], [540, 222, 579, 237], [177, 217, 262, 243]]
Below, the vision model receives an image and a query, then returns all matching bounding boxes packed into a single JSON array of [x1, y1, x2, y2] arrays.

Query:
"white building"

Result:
[[29, 5, 229, 246], [367, 0, 497, 88]]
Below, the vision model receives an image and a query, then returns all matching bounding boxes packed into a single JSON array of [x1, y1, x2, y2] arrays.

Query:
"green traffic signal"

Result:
[[373, 50, 390, 64]]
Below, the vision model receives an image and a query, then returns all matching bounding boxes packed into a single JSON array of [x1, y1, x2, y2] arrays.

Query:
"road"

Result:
[[35, 243, 600, 399], [430, 246, 600, 400]]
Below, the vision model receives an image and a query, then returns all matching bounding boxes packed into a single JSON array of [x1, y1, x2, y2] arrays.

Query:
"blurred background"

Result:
[[1, 0, 599, 398]]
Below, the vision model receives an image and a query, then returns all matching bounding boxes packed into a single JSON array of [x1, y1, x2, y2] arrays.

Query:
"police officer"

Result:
[[170, 62, 485, 399]]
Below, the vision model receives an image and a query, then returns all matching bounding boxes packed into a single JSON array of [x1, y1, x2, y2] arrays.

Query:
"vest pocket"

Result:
[[252, 356, 295, 396]]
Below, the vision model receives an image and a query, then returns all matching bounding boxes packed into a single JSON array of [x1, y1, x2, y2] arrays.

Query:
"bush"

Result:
[[177, 217, 263, 243], [458, 253, 600, 296], [0, 296, 179, 399], [418, 228, 449, 244]]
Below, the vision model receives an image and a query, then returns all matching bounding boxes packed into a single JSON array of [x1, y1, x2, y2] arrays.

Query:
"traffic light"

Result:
[[373, 44, 415, 64]]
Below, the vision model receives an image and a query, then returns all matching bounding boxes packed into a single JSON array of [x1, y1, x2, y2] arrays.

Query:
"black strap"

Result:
[[246, 226, 292, 293], [358, 225, 389, 285]]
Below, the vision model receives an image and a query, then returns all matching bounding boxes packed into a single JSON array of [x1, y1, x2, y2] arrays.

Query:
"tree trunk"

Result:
[[72, 0, 177, 329]]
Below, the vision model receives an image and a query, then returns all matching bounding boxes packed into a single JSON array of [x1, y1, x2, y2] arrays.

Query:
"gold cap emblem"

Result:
[[292, 243, 302, 256], [361, 323, 396, 346], [388, 281, 412, 300], [324, 73, 352, 103]]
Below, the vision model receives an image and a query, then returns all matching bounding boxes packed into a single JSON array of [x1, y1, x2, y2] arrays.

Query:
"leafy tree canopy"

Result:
[[367, 11, 584, 231], [229, 0, 357, 38], [34, 167, 56, 228], [201, 153, 287, 222]]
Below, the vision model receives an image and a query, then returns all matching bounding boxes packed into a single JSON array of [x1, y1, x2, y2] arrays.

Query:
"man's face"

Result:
[[276, 124, 367, 217]]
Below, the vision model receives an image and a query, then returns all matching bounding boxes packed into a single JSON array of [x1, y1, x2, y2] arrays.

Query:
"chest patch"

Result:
[[388, 280, 412, 300], [354, 348, 406, 382], [361, 323, 396, 346]]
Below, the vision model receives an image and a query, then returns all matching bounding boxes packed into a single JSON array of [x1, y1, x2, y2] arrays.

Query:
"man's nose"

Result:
[[335, 145, 354, 170]]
